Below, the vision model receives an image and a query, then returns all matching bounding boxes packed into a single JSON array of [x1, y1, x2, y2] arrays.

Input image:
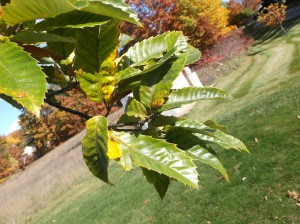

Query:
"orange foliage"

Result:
[[121, 0, 180, 41], [121, 0, 233, 52], [0, 133, 24, 181], [259, 3, 287, 27], [178, 0, 233, 50], [227, 0, 243, 16]]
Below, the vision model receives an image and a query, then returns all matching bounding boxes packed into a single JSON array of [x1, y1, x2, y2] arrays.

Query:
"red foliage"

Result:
[[121, 0, 180, 41], [197, 29, 253, 67], [227, 0, 243, 15], [122, 0, 233, 51], [193, 28, 254, 84]]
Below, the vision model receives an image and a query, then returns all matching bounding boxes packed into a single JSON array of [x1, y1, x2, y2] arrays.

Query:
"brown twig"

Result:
[[44, 99, 92, 120]]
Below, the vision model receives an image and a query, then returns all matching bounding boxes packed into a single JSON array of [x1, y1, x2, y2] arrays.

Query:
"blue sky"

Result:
[[0, 99, 21, 136]]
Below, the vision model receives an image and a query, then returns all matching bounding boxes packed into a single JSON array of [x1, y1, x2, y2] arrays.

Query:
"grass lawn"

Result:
[[23, 19, 300, 224]]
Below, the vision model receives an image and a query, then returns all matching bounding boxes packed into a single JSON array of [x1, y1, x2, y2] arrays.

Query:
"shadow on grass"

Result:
[[245, 15, 300, 45]]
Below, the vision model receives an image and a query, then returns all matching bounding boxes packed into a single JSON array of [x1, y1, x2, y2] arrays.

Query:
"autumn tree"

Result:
[[122, 0, 233, 51], [0, 134, 21, 180], [177, 0, 233, 50], [226, 0, 255, 26], [121, 0, 180, 41], [258, 3, 287, 33]]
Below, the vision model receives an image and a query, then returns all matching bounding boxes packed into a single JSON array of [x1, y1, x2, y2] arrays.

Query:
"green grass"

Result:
[[26, 21, 300, 224]]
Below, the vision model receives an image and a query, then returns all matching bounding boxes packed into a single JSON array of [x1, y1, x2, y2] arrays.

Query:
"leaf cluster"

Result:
[[0, 0, 249, 198]]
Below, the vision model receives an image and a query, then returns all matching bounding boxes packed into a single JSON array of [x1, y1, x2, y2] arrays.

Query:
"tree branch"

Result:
[[44, 99, 92, 120], [46, 82, 79, 99]]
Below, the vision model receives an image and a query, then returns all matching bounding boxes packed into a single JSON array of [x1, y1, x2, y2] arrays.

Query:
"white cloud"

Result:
[[5, 119, 20, 135]]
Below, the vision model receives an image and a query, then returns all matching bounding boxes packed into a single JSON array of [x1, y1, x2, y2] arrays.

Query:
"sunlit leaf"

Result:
[[0, 39, 46, 115], [107, 133, 122, 160], [212, 130, 249, 153], [118, 31, 187, 70], [112, 132, 199, 188], [119, 33, 133, 48], [126, 98, 147, 119], [3, 0, 140, 26], [159, 87, 231, 112], [186, 145, 229, 181], [185, 44, 201, 65]]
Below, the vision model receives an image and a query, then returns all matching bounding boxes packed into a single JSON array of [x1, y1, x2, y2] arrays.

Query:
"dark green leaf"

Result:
[[75, 19, 119, 73], [11, 30, 75, 44], [34, 11, 111, 29], [166, 127, 228, 181], [46, 28, 76, 59], [82, 116, 109, 183], [151, 115, 182, 127], [117, 113, 141, 125], [142, 168, 170, 199]]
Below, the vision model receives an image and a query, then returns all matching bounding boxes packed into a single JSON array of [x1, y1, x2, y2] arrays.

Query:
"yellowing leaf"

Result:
[[99, 40, 118, 105], [107, 136, 122, 160], [75, 20, 119, 105]]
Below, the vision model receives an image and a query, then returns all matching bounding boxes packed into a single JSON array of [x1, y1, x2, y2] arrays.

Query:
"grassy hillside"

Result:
[[1, 18, 299, 224]]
